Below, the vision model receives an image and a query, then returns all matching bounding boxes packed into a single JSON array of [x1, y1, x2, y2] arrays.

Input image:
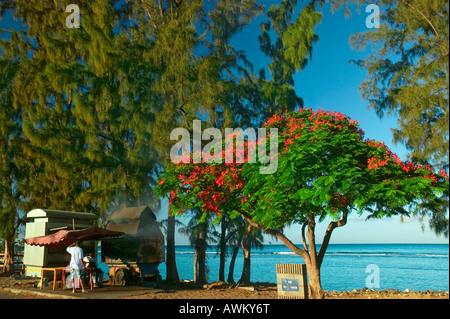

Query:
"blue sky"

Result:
[[223, 1, 447, 244], [1, 2, 447, 244], [175, 1, 448, 245]]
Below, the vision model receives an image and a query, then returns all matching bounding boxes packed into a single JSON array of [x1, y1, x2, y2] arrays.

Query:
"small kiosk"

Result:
[[23, 209, 98, 277], [102, 206, 165, 285]]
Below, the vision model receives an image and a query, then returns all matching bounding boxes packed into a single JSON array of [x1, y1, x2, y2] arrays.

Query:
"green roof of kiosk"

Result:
[[26, 208, 98, 221]]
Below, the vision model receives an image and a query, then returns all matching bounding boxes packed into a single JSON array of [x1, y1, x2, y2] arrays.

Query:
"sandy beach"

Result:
[[1, 274, 448, 299]]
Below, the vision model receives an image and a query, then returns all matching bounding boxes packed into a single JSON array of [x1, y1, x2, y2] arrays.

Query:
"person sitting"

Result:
[[83, 252, 103, 287]]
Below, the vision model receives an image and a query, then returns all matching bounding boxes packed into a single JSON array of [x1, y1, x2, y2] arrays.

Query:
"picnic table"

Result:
[[40, 267, 66, 291]]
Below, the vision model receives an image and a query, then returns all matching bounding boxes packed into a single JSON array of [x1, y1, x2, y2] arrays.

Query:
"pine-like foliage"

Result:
[[0, 0, 323, 275], [348, 0, 449, 167], [258, 0, 322, 118], [0, 56, 21, 253]]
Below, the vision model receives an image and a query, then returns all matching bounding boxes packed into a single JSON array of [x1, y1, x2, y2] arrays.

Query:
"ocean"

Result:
[[157, 243, 449, 292]]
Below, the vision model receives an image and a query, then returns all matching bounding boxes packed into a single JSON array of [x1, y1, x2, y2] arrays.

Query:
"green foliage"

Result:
[[0, 57, 22, 240], [1, 0, 323, 240], [156, 108, 449, 232], [243, 109, 448, 230], [348, 0, 449, 167], [0, 0, 268, 220], [257, 0, 323, 118]]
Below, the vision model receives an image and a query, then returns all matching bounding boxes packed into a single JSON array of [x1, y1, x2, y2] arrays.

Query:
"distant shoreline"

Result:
[[173, 242, 449, 246]]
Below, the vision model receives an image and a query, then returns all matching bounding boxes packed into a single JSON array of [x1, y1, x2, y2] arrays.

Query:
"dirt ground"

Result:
[[122, 287, 450, 299], [122, 284, 449, 299], [1, 274, 448, 299]]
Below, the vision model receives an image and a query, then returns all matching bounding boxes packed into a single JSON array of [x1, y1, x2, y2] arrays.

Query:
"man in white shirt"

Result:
[[66, 241, 86, 293]]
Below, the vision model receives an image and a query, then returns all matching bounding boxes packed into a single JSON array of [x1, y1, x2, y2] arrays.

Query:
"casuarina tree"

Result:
[[156, 107, 449, 299], [346, 0, 449, 167]]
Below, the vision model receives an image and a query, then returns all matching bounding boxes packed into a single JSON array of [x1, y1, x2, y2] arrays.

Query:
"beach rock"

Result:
[[237, 286, 255, 291], [382, 289, 399, 294], [204, 281, 233, 290], [404, 288, 410, 293]]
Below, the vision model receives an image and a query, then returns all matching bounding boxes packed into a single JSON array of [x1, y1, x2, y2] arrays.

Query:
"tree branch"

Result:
[[301, 222, 308, 252], [142, 3, 158, 30], [400, 0, 439, 38], [158, 0, 165, 18], [239, 211, 310, 262], [178, 100, 186, 115], [317, 211, 348, 268], [306, 215, 318, 267]]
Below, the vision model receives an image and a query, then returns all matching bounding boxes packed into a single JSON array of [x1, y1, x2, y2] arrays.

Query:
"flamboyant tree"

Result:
[[156, 107, 449, 299]]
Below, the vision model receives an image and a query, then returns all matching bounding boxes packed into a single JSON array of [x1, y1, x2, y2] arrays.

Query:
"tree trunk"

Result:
[[305, 215, 325, 299], [239, 210, 347, 299], [1, 154, 17, 275], [239, 225, 252, 284], [166, 210, 179, 284], [218, 219, 227, 282], [2, 238, 14, 274], [193, 248, 198, 282], [227, 236, 242, 283], [305, 260, 324, 299], [195, 227, 207, 284], [239, 245, 251, 284]]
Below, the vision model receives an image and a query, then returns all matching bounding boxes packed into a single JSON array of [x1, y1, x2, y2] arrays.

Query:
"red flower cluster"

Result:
[[169, 190, 177, 206], [368, 156, 388, 170], [160, 108, 449, 217], [168, 154, 246, 215], [265, 108, 367, 155], [199, 188, 226, 215], [330, 193, 349, 211], [265, 114, 283, 126], [365, 139, 387, 149], [364, 138, 448, 186], [400, 162, 416, 173], [423, 173, 438, 185]]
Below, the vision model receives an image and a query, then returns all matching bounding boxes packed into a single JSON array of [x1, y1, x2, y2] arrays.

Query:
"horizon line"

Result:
[[173, 242, 449, 246]]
